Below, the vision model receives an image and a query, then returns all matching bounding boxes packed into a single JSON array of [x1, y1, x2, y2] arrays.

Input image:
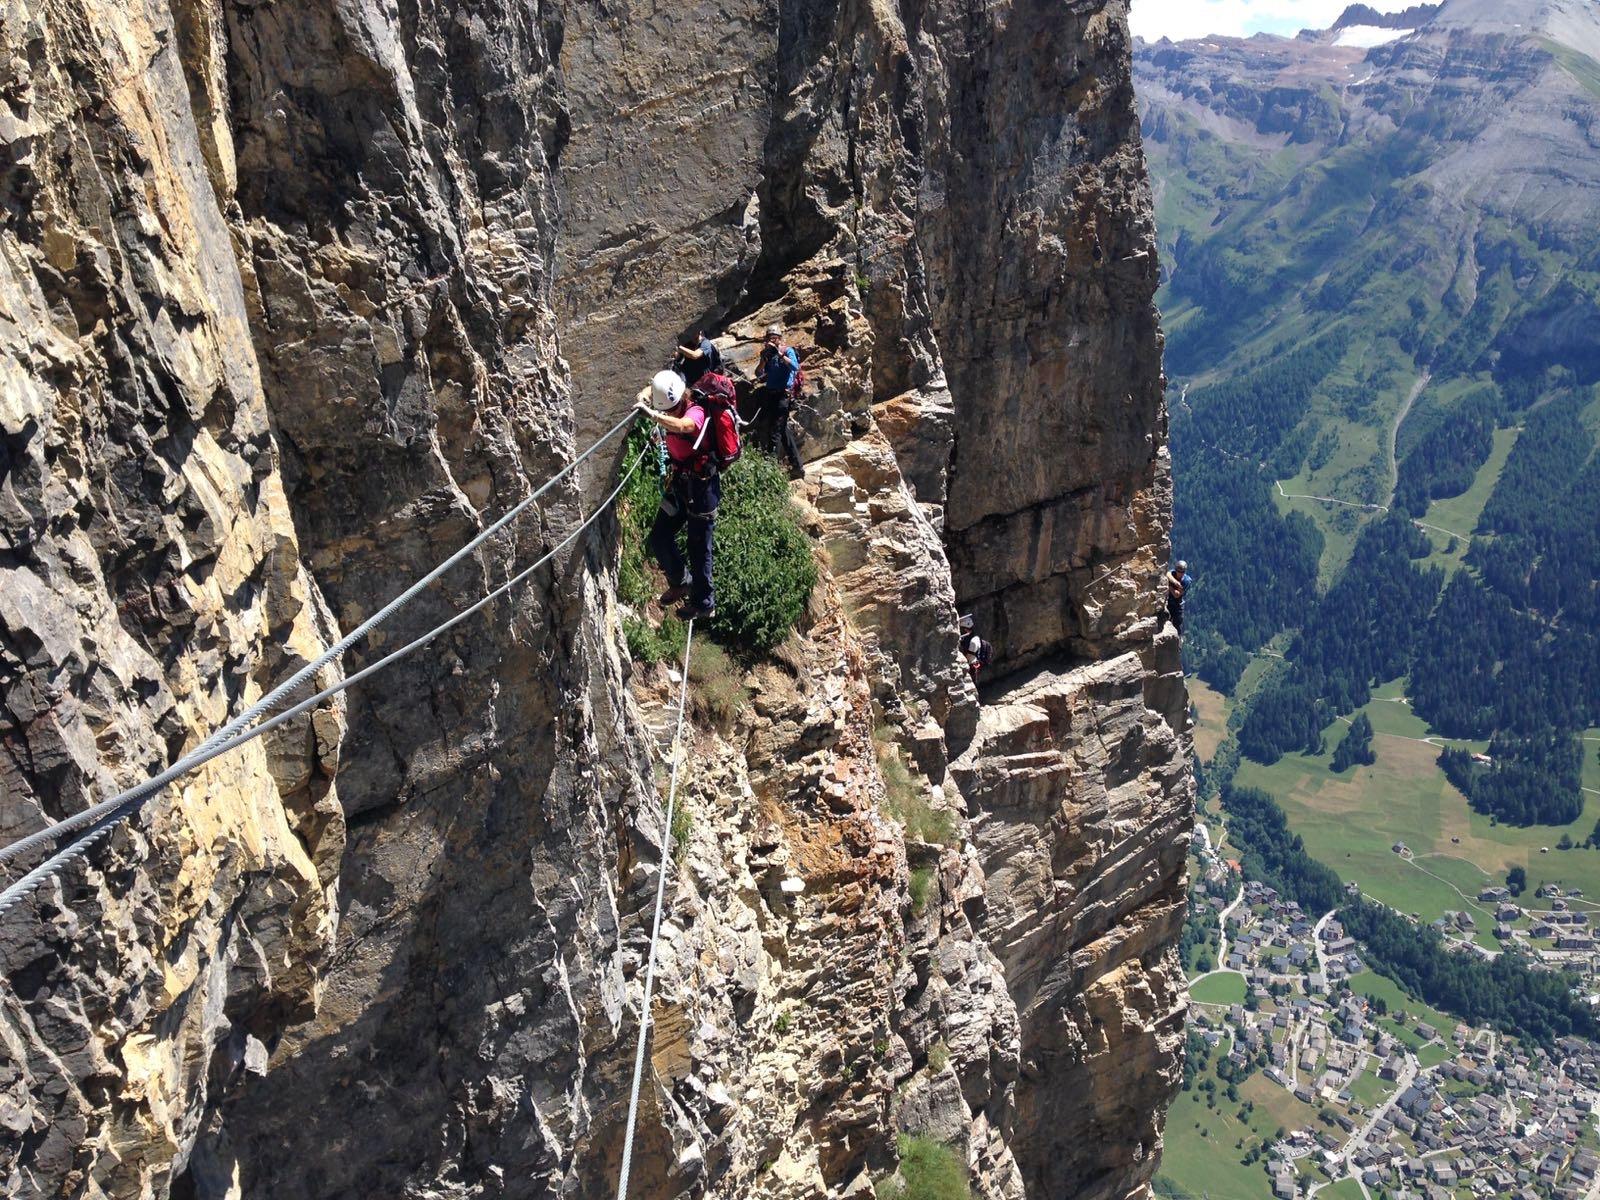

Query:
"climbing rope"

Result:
[[1, 410, 641, 875], [0, 431, 650, 919], [616, 618, 695, 1200]]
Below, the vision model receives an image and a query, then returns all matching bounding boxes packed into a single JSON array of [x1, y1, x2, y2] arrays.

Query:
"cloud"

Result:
[[1128, 0, 1417, 42]]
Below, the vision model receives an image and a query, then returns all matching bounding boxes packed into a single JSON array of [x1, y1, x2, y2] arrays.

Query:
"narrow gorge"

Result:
[[0, 2, 1190, 1198]]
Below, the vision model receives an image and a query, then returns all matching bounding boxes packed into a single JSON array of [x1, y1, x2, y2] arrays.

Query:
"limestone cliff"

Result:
[[0, 2, 1188, 1199]]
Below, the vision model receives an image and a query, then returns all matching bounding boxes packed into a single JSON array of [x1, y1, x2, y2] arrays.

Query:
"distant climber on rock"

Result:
[[635, 370, 723, 620], [1165, 560, 1192, 633], [959, 614, 992, 681], [673, 329, 721, 387], [755, 323, 804, 475]]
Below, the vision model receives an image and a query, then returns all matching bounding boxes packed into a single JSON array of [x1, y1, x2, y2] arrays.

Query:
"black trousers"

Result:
[[648, 473, 720, 611], [1167, 596, 1184, 633], [757, 384, 803, 472]]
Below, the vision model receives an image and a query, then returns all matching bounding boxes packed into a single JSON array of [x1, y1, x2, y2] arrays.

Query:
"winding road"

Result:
[[1191, 882, 1247, 988], [1312, 908, 1337, 989]]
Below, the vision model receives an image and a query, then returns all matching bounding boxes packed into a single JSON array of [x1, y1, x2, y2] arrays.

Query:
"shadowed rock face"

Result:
[[2, 2, 1187, 1199]]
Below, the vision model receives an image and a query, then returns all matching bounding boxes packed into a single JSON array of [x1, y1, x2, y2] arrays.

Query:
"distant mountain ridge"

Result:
[[1330, 3, 1442, 32]]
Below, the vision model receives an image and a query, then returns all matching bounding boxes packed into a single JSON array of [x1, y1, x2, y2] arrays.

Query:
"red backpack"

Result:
[[689, 371, 742, 473], [787, 350, 807, 402]]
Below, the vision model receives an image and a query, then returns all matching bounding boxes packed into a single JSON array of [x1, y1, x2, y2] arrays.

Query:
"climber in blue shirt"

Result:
[[755, 323, 804, 475], [1166, 560, 1192, 633]]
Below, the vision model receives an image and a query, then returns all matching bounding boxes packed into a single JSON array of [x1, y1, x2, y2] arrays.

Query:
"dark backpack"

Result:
[[690, 371, 742, 473]]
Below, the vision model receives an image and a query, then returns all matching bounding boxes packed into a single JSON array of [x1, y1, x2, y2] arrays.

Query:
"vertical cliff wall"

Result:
[[1, 2, 1187, 1199]]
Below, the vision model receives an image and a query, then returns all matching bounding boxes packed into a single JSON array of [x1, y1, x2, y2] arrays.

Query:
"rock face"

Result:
[[1, 3, 1187, 1200]]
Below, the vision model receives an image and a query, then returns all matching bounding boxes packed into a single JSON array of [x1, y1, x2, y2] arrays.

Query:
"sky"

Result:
[[1128, 0, 1417, 42]]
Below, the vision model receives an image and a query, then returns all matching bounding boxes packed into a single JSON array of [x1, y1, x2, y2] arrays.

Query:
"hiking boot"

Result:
[[659, 584, 691, 606], [677, 602, 716, 622]]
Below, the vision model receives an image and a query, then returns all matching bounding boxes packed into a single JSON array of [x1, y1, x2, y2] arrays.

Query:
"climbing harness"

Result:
[[616, 619, 695, 1200], [0, 420, 649, 918]]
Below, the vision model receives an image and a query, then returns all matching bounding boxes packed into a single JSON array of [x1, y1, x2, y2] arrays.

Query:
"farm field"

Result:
[[1347, 971, 1456, 1035], [1237, 684, 1600, 940], [1349, 1065, 1393, 1109], [1157, 1058, 1322, 1200], [1190, 973, 1247, 1006], [1318, 1179, 1368, 1200], [1415, 426, 1520, 573], [1189, 677, 1231, 763], [1417, 1042, 1452, 1069]]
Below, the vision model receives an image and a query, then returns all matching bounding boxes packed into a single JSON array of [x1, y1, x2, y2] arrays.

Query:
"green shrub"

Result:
[[617, 427, 666, 608], [908, 866, 935, 915], [623, 613, 688, 665], [617, 435, 815, 655], [689, 639, 747, 732], [708, 452, 817, 651], [875, 1136, 971, 1200], [670, 801, 692, 862], [926, 1039, 949, 1074]]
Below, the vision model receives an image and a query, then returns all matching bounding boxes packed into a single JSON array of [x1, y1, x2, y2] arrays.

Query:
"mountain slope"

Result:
[[1137, 0, 1600, 764]]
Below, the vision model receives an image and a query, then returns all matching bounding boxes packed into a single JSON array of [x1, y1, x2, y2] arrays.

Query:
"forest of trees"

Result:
[[1183, 335, 1353, 457], [1220, 784, 1600, 1044], [1221, 785, 1345, 912], [1438, 730, 1584, 826], [1394, 389, 1496, 516], [1171, 339, 1347, 661], [1409, 570, 1600, 739], [1229, 439, 1599, 758], [1331, 714, 1376, 772], [1171, 454, 1323, 656], [1238, 518, 1442, 763]]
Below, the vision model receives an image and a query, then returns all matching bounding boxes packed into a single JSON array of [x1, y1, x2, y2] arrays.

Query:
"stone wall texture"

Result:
[[0, 1, 1189, 1198]]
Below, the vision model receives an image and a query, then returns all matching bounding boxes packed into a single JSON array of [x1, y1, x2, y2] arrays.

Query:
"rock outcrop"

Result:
[[1, 2, 1188, 1199]]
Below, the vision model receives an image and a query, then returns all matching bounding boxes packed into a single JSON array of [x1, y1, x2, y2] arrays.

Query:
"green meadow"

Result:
[[1190, 973, 1248, 1006], [1157, 1065, 1322, 1200], [1238, 680, 1600, 938]]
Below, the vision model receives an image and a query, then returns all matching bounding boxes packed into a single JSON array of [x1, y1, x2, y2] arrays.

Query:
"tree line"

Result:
[[1331, 714, 1376, 772], [1238, 517, 1442, 762], [1439, 730, 1585, 826]]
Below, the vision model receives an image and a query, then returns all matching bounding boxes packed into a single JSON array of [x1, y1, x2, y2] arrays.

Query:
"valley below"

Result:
[[1142, 0, 1600, 1196]]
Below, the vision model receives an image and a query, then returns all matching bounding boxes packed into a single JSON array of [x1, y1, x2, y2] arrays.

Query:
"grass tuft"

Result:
[[623, 613, 688, 666], [670, 801, 692, 862], [875, 1135, 971, 1200], [909, 866, 935, 915], [876, 736, 955, 846], [689, 638, 747, 733]]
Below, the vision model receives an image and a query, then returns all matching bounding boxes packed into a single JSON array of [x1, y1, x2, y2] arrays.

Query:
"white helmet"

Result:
[[648, 370, 686, 411], [1177, 560, 1188, 572]]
